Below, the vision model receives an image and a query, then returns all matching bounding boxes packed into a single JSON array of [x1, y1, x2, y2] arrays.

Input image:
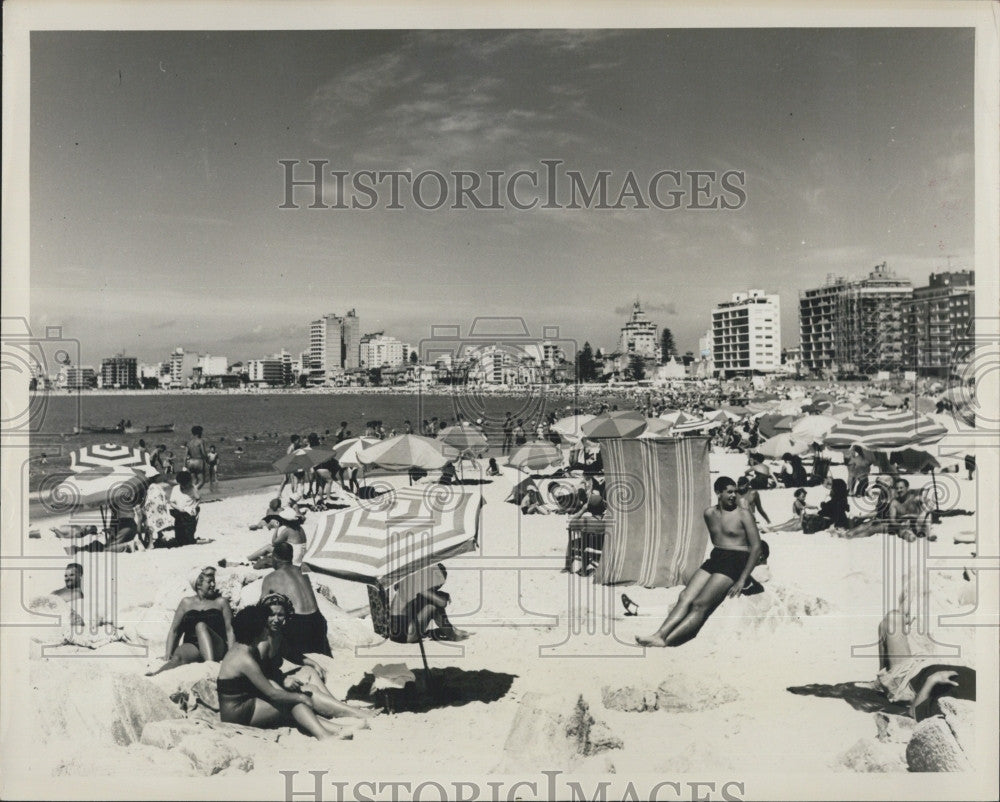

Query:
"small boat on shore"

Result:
[[124, 423, 175, 434], [74, 423, 175, 435]]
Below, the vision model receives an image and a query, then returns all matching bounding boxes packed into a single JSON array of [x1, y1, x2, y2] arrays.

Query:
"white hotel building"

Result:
[[711, 289, 781, 378]]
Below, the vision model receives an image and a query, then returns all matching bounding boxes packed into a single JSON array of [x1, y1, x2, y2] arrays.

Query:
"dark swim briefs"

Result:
[[699, 548, 752, 583], [282, 610, 332, 663]]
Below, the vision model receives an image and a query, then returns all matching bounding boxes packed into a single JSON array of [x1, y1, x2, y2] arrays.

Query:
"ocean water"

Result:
[[26, 389, 615, 489]]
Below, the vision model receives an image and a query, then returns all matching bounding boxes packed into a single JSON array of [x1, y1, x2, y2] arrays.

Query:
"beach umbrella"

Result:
[[438, 424, 490, 458], [550, 414, 596, 443], [790, 414, 840, 443], [757, 414, 787, 439], [303, 486, 483, 586], [332, 436, 381, 466], [356, 434, 455, 471], [719, 405, 749, 420], [69, 443, 153, 474], [671, 416, 722, 434], [638, 418, 674, 437], [50, 467, 148, 530], [657, 410, 687, 425], [756, 433, 811, 459], [825, 411, 949, 449], [273, 447, 338, 474], [581, 410, 648, 439], [507, 441, 563, 472], [705, 409, 730, 422]]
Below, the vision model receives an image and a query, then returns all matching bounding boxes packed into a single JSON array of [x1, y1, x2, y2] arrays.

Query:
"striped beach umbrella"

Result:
[[671, 416, 722, 434], [825, 411, 948, 449], [638, 418, 674, 438], [69, 443, 152, 474], [507, 441, 563, 471], [581, 410, 648, 439], [51, 468, 147, 514], [356, 434, 455, 471], [302, 486, 483, 586]]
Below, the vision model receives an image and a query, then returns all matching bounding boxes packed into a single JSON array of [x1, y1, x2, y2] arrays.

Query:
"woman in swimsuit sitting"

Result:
[[255, 592, 373, 722], [216, 603, 355, 740], [147, 567, 233, 675]]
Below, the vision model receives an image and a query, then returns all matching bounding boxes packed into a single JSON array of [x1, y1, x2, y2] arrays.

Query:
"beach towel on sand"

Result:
[[594, 437, 711, 589]]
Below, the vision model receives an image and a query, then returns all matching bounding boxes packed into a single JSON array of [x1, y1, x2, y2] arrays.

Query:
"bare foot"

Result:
[[635, 634, 667, 647]]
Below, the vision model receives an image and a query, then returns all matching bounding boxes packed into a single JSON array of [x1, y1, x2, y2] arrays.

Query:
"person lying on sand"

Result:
[[147, 566, 234, 675], [216, 604, 362, 740], [636, 476, 761, 647]]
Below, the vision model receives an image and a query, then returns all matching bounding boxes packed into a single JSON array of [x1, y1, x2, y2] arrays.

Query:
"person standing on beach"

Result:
[[502, 413, 514, 455], [636, 476, 761, 648], [184, 425, 210, 489], [334, 422, 348, 443], [513, 419, 527, 447], [279, 434, 302, 498], [206, 445, 220, 493]]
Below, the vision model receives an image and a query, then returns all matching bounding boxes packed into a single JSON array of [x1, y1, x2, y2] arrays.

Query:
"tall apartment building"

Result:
[[100, 355, 138, 389], [903, 270, 975, 377], [169, 348, 201, 388], [619, 300, 660, 360], [711, 289, 781, 378], [309, 310, 362, 384], [799, 263, 913, 375]]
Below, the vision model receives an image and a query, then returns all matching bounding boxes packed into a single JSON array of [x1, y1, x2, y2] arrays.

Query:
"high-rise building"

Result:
[[169, 348, 201, 388], [248, 358, 285, 385], [100, 355, 138, 389], [342, 309, 361, 370], [799, 263, 913, 375], [309, 314, 344, 384], [903, 270, 975, 377], [618, 300, 660, 360], [711, 290, 781, 378], [309, 310, 362, 384], [198, 354, 229, 377]]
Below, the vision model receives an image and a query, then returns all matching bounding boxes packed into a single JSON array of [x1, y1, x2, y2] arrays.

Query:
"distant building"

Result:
[[360, 334, 407, 369], [59, 365, 97, 390], [619, 300, 661, 360], [100, 355, 138, 389], [248, 357, 285, 386], [799, 263, 913, 375], [199, 354, 229, 377], [309, 310, 361, 384], [902, 270, 975, 377], [169, 348, 200, 388], [711, 289, 781, 378], [697, 328, 714, 377]]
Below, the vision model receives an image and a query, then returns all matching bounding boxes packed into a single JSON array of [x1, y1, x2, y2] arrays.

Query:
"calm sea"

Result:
[[27, 389, 622, 489]]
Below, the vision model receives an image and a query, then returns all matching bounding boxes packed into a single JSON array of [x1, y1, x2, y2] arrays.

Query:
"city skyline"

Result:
[[30, 28, 974, 362]]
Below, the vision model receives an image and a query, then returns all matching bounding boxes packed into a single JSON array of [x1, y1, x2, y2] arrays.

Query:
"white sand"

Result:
[[8, 440, 996, 798]]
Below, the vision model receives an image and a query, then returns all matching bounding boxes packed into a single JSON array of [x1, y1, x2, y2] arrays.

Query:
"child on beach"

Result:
[[763, 488, 817, 533], [207, 445, 219, 493]]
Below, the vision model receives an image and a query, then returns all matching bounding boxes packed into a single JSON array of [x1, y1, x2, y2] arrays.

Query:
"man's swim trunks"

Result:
[[283, 610, 332, 663], [699, 547, 751, 583]]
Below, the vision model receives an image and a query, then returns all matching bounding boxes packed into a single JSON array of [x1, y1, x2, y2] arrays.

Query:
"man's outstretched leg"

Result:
[[658, 573, 734, 647], [636, 570, 711, 647]]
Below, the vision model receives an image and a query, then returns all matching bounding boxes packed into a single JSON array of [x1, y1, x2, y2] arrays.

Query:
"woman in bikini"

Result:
[[216, 603, 356, 740], [147, 567, 233, 675]]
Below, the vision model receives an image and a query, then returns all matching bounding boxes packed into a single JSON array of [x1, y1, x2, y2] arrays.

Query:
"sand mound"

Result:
[[601, 676, 739, 713], [495, 692, 621, 773]]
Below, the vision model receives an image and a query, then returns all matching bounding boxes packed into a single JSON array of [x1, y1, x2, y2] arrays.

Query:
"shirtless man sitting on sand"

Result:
[[888, 478, 934, 542], [637, 476, 762, 648], [260, 542, 331, 664], [51, 562, 85, 627]]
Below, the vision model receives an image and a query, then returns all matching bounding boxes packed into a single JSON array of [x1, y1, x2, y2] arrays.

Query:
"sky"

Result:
[[29, 28, 974, 364]]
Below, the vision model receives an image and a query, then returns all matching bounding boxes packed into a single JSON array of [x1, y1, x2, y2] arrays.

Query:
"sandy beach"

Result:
[[5, 436, 996, 800]]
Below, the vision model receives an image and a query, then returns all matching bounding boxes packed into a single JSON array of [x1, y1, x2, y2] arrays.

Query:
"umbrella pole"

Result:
[[930, 468, 941, 523], [417, 636, 433, 692]]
